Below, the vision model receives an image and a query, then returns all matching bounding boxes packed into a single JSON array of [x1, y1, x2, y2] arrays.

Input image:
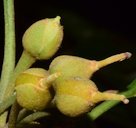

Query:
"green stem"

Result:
[[17, 112, 50, 124], [0, 94, 16, 115], [88, 79, 136, 120], [4, 51, 36, 100], [0, 0, 15, 103], [0, 95, 15, 127], [17, 109, 31, 123], [8, 101, 21, 128], [0, 112, 8, 127]]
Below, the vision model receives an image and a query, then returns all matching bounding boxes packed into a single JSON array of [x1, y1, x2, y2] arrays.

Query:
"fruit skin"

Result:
[[15, 68, 52, 111], [22, 16, 63, 60], [49, 53, 132, 82], [55, 77, 96, 117], [54, 77, 128, 117], [49, 55, 97, 80]]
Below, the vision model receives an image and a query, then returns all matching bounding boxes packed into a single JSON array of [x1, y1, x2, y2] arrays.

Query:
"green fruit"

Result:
[[15, 68, 59, 111], [49, 52, 131, 81], [22, 16, 63, 60], [54, 77, 128, 117]]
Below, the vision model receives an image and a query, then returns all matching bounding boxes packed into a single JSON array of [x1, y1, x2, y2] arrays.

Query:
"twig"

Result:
[[8, 101, 21, 128], [0, 94, 16, 115], [0, 0, 15, 102], [18, 112, 50, 124]]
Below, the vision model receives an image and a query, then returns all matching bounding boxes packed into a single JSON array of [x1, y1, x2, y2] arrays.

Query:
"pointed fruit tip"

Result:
[[54, 16, 61, 23], [125, 52, 132, 59], [123, 98, 129, 104]]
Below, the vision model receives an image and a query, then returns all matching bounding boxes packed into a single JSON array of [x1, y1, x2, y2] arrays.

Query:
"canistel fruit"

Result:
[[15, 68, 60, 111], [22, 16, 63, 60], [49, 52, 131, 81], [54, 77, 129, 117], [49, 52, 131, 116]]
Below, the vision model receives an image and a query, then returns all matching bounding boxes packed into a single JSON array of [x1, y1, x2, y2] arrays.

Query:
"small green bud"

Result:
[[15, 68, 59, 111], [22, 16, 63, 60], [54, 77, 128, 117], [49, 52, 131, 81]]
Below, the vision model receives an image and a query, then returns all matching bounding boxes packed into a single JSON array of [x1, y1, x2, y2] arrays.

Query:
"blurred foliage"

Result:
[[0, 0, 136, 127]]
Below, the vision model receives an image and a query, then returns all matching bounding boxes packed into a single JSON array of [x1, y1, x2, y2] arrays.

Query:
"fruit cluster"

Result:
[[15, 16, 131, 117]]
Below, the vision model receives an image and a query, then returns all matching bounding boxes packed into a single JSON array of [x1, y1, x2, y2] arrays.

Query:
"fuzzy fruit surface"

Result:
[[22, 16, 63, 60], [55, 77, 128, 117], [55, 77, 96, 117], [15, 68, 52, 110], [49, 55, 98, 81], [49, 53, 131, 83]]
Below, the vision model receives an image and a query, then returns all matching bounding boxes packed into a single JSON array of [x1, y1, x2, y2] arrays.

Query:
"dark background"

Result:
[[0, 0, 136, 128]]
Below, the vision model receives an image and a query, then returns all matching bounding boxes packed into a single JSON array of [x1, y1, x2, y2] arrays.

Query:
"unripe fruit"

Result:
[[54, 77, 129, 117], [22, 16, 63, 60], [15, 68, 60, 111], [49, 52, 131, 81]]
